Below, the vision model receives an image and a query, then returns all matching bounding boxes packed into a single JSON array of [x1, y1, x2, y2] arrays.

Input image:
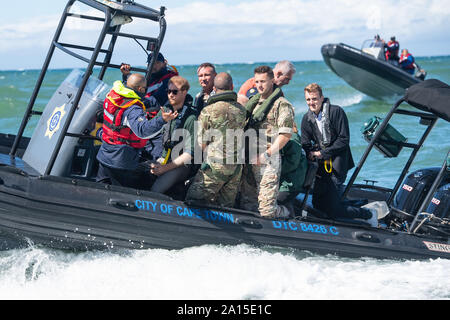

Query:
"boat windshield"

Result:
[[361, 39, 385, 60], [65, 69, 109, 99], [362, 39, 384, 49]]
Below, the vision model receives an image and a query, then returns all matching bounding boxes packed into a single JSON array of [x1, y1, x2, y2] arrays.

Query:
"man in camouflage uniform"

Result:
[[240, 66, 295, 219], [186, 73, 247, 207]]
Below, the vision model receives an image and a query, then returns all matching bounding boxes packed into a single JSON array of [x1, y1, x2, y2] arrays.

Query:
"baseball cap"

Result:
[[147, 52, 165, 63]]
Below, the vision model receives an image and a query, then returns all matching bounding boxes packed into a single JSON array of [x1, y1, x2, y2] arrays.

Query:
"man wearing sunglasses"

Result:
[[149, 76, 199, 196]]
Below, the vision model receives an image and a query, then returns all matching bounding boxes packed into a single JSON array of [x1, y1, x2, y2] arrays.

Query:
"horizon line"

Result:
[[1, 54, 450, 72]]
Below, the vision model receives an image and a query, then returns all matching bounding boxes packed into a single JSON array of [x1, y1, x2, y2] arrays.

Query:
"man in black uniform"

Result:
[[300, 83, 377, 226], [301, 83, 354, 196]]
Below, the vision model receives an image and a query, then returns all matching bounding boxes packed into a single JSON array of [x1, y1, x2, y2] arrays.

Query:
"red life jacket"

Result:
[[145, 70, 178, 99], [399, 53, 415, 69], [385, 41, 399, 60], [102, 89, 148, 149]]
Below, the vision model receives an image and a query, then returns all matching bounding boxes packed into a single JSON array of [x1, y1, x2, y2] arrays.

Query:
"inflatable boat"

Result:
[[0, 0, 449, 260], [322, 41, 426, 101]]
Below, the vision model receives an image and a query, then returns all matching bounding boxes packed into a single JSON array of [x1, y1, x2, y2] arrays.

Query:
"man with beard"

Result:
[[149, 76, 198, 195]]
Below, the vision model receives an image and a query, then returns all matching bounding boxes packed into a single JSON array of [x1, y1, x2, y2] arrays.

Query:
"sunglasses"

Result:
[[167, 89, 179, 95]]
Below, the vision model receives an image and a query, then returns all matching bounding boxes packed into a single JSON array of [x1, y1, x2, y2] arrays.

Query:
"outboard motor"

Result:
[[394, 168, 450, 215], [22, 70, 109, 177], [415, 69, 427, 81], [426, 183, 450, 219]]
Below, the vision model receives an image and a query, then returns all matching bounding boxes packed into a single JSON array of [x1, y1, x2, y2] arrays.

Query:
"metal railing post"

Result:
[[44, 9, 112, 176], [10, 0, 76, 157]]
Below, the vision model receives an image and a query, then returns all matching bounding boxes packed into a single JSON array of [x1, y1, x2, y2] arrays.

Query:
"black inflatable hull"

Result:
[[322, 43, 421, 100], [1, 157, 449, 260]]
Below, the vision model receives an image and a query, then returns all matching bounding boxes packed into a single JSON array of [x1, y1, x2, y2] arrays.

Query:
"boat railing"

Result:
[[344, 98, 439, 208]]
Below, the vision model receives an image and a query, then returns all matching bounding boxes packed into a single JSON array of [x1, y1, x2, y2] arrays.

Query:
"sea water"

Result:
[[0, 57, 449, 300]]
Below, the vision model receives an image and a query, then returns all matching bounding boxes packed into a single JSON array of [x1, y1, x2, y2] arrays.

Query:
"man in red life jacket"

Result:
[[385, 36, 400, 63], [399, 49, 416, 75], [121, 52, 179, 119], [96, 73, 178, 189]]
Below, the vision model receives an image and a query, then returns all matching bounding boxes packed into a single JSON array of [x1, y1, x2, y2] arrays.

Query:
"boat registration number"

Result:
[[272, 221, 339, 235]]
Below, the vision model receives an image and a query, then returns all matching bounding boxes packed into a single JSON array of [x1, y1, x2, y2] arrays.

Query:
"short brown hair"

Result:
[[304, 83, 323, 97], [197, 62, 216, 74], [169, 76, 190, 92], [254, 66, 274, 79]]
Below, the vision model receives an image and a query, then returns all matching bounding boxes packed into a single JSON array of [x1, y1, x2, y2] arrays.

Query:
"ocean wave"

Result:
[[334, 93, 365, 107], [1, 245, 449, 300]]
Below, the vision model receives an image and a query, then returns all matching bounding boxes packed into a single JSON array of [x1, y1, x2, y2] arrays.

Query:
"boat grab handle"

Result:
[[353, 232, 381, 243], [235, 218, 263, 229], [108, 199, 138, 212]]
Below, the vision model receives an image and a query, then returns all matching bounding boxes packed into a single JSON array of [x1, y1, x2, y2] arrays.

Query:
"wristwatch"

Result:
[[262, 151, 270, 162]]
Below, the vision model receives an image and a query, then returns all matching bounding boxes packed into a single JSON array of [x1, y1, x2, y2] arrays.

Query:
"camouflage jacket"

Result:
[[246, 89, 295, 150], [198, 91, 247, 167]]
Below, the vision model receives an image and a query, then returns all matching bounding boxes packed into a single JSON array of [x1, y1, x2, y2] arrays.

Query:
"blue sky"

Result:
[[1, 0, 449, 70]]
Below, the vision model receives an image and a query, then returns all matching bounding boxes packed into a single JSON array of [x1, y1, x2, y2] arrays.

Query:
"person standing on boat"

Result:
[[149, 76, 198, 195], [186, 72, 247, 207], [237, 61, 296, 106], [385, 36, 400, 64], [120, 52, 179, 118], [96, 74, 178, 189], [193, 62, 217, 113], [371, 34, 385, 48], [300, 84, 378, 227], [239, 66, 295, 219], [399, 49, 416, 75], [301, 83, 354, 197]]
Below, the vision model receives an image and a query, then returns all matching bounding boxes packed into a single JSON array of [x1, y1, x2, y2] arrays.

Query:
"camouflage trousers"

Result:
[[240, 157, 289, 218], [186, 163, 243, 208]]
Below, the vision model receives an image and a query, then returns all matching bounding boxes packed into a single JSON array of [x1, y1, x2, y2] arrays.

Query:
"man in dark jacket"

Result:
[[121, 52, 179, 161], [96, 73, 178, 189], [149, 76, 198, 195], [301, 83, 354, 196], [300, 83, 378, 227], [120, 52, 179, 118]]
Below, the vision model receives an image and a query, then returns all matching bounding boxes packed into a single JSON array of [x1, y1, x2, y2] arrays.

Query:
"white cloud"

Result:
[[0, 0, 449, 69], [165, 0, 450, 35]]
